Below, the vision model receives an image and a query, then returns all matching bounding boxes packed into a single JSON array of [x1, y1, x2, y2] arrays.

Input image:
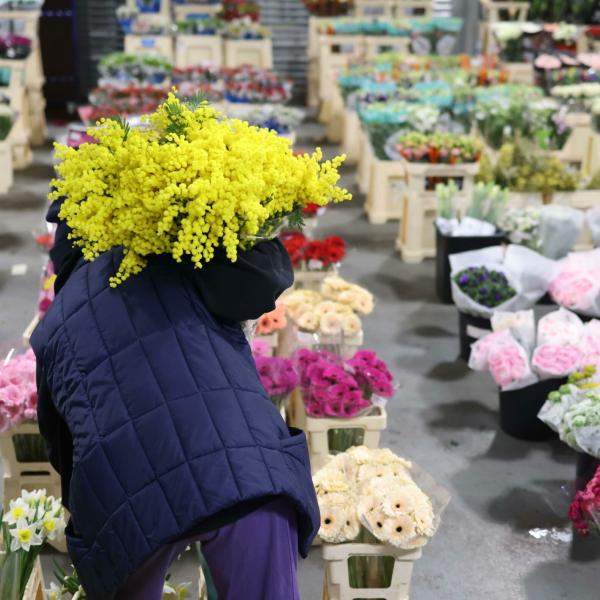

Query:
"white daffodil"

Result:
[[21, 488, 47, 504], [41, 515, 63, 540], [3, 498, 33, 525], [46, 582, 63, 600], [9, 518, 43, 552]]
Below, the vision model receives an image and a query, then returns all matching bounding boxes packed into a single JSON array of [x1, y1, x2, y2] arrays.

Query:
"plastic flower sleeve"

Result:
[[450, 245, 554, 318], [539, 205, 584, 259], [532, 343, 584, 380], [538, 383, 582, 433], [537, 308, 584, 345], [587, 207, 600, 247], [560, 395, 600, 457], [488, 338, 537, 391], [491, 309, 536, 351], [549, 250, 600, 317]]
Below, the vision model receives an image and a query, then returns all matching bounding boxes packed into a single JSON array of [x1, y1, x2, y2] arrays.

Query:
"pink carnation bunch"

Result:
[[0, 350, 38, 433], [296, 348, 394, 418], [253, 354, 299, 405], [569, 466, 600, 536], [488, 343, 530, 388]]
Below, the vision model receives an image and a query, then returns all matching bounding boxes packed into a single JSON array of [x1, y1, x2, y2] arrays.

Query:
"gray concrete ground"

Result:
[[1, 124, 600, 599]]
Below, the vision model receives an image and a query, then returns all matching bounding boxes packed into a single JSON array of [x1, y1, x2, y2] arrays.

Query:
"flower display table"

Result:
[[175, 34, 223, 68], [223, 38, 273, 69], [396, 160, 481, 263], [341, 108, 361, 164], [321, 542, 422, 600], [366, 153, 406, 224], [555, 112, 594, 172], [0, 423, 66, 552], [290, 391, 386, 473], [479, 0, 529, 53], [0, 138, 13, 194], [124, 34, 174, 60]]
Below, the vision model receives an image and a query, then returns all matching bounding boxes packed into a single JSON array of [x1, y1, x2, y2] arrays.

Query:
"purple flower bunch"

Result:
[[0, 350, 37, 433], [254, 355, 299, 405], [454, 266, 516, 308], [297, 349, 394, 418]]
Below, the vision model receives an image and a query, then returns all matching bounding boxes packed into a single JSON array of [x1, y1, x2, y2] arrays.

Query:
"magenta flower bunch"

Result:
[[254, 354, 299, 408], [296, 349, 394, 418], [0, 350, 37, 432]]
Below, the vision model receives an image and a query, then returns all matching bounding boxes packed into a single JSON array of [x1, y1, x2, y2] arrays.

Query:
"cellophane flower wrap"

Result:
[[569, 466, 600, 536], [0, 350, 37, 433], [449, 244, 556, 318], [470, 309, 600, 390], [0, 490, 66, 600], [50, 94, 351, 287], [313, 447, 449, 549], [549, 249, 600, 317]]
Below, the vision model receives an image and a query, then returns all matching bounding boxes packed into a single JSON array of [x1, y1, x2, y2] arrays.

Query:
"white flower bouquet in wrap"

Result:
[[313, 446, 449, 549], [450, 244, 557, 319]]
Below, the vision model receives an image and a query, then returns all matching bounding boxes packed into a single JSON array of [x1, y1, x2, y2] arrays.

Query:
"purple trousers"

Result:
[[114, 498, 301, 600]]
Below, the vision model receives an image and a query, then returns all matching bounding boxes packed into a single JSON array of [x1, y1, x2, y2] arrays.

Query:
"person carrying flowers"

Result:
[[31, 95, 350, 600]]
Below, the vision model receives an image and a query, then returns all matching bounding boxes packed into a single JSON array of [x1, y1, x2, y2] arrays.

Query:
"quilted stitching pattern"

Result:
[[31, 251, 319, 599]]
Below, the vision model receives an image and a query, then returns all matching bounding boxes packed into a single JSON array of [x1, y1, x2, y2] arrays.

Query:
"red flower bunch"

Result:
[[303, 203, 325, 216], [220, 0, 260, 21], [281, 233, 346, 269], [569, 466, 600, 536]]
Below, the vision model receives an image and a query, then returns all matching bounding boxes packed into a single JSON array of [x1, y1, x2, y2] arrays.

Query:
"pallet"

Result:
[[124, 34, 174, 60], [223, 38, 273, 69], [322, 543, 422, 600], [366, 153, 405, 224], [0, 139, 14, 195], [396, 160, 480, 263], [290, 391, 386, 473], [0, 423, 67, 552], [175, 34, 223, 68]]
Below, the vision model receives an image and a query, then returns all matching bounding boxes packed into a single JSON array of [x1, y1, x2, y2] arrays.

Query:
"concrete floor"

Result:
[[1, 124, 600, 599]]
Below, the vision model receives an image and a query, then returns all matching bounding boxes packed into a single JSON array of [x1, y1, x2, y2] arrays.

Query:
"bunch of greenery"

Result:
[[493, 142, 578, 193]]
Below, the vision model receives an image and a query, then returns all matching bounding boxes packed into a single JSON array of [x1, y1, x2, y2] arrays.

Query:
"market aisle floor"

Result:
[[1, 122, 600, 599]]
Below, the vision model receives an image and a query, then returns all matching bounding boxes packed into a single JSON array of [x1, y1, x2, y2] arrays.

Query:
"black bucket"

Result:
[[435, 225, 505, 304], [575, 453, 600, 491], [458, 310, 492, 361], [499, 378, 565, 441]]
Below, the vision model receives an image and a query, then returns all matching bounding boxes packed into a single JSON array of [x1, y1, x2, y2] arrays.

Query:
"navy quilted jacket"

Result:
[[31, 237, 319, 598]]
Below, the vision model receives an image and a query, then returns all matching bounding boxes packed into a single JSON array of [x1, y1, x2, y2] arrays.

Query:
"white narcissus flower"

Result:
[[9, 518, 43, 552], [45, 582, 62, 600], [3, 498, 33, 525], [21, 488, 47, 504], [41, 513, 66, 540]]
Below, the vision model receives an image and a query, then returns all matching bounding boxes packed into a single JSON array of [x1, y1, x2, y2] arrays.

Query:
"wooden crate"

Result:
[[223, 38, 273, 69], [325, 84, 345, 143], [553, 112, 593, 175], [479, 0, 529, 54], [357, 128, 374, 194], [341, 108, 361, 164], [393, 0, 433, 16], [396, 160, 480, 263], [290, 391, 386, 473], [8, 113, 32, 170], [353, 0, 395, 17], [175, 35, 223, 68], [125, 34, 174, 60], [503, 62, 534, 86], [0, 423, 66, 552], [322, 543, 422, 600], [364, 35, 411, 59], [0, 139, 14, 195], [174, 3, 222, 21], [366, 155, 405, 224]]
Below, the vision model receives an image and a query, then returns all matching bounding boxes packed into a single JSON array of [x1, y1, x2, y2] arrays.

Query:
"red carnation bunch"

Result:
[[281, 233, 346, 270]]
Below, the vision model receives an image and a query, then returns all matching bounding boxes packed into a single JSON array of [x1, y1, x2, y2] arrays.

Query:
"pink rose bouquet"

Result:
[[488, 342, 532, 389], [569, 466, 600, 536], [549, 251, 600, 316], [532, 343, 584, 379], [0, 350, 38, 433], [253, 354, 299, 410]]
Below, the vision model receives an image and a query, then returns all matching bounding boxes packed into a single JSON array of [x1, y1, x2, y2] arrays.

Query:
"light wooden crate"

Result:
[[322, 543, 422, 600], [290, 391, 386, 473], [341, 108, 361, 164], [324, 84, 345, 143], [366, 154, 405, 224], [24, 556, 45, 600], [174, 3, 222, 21], [0, 423, 67, 552], [0, 139, 14, 195], [223, 38, 273, 69], [175, 34, 223, 68], [396, 160, 480, 263], [357, 128, 374, 194], [479, 0, 529, 53], [125, 34, 174, 60], [364, 35, 411, 59], [503, 62, 534, 85]]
